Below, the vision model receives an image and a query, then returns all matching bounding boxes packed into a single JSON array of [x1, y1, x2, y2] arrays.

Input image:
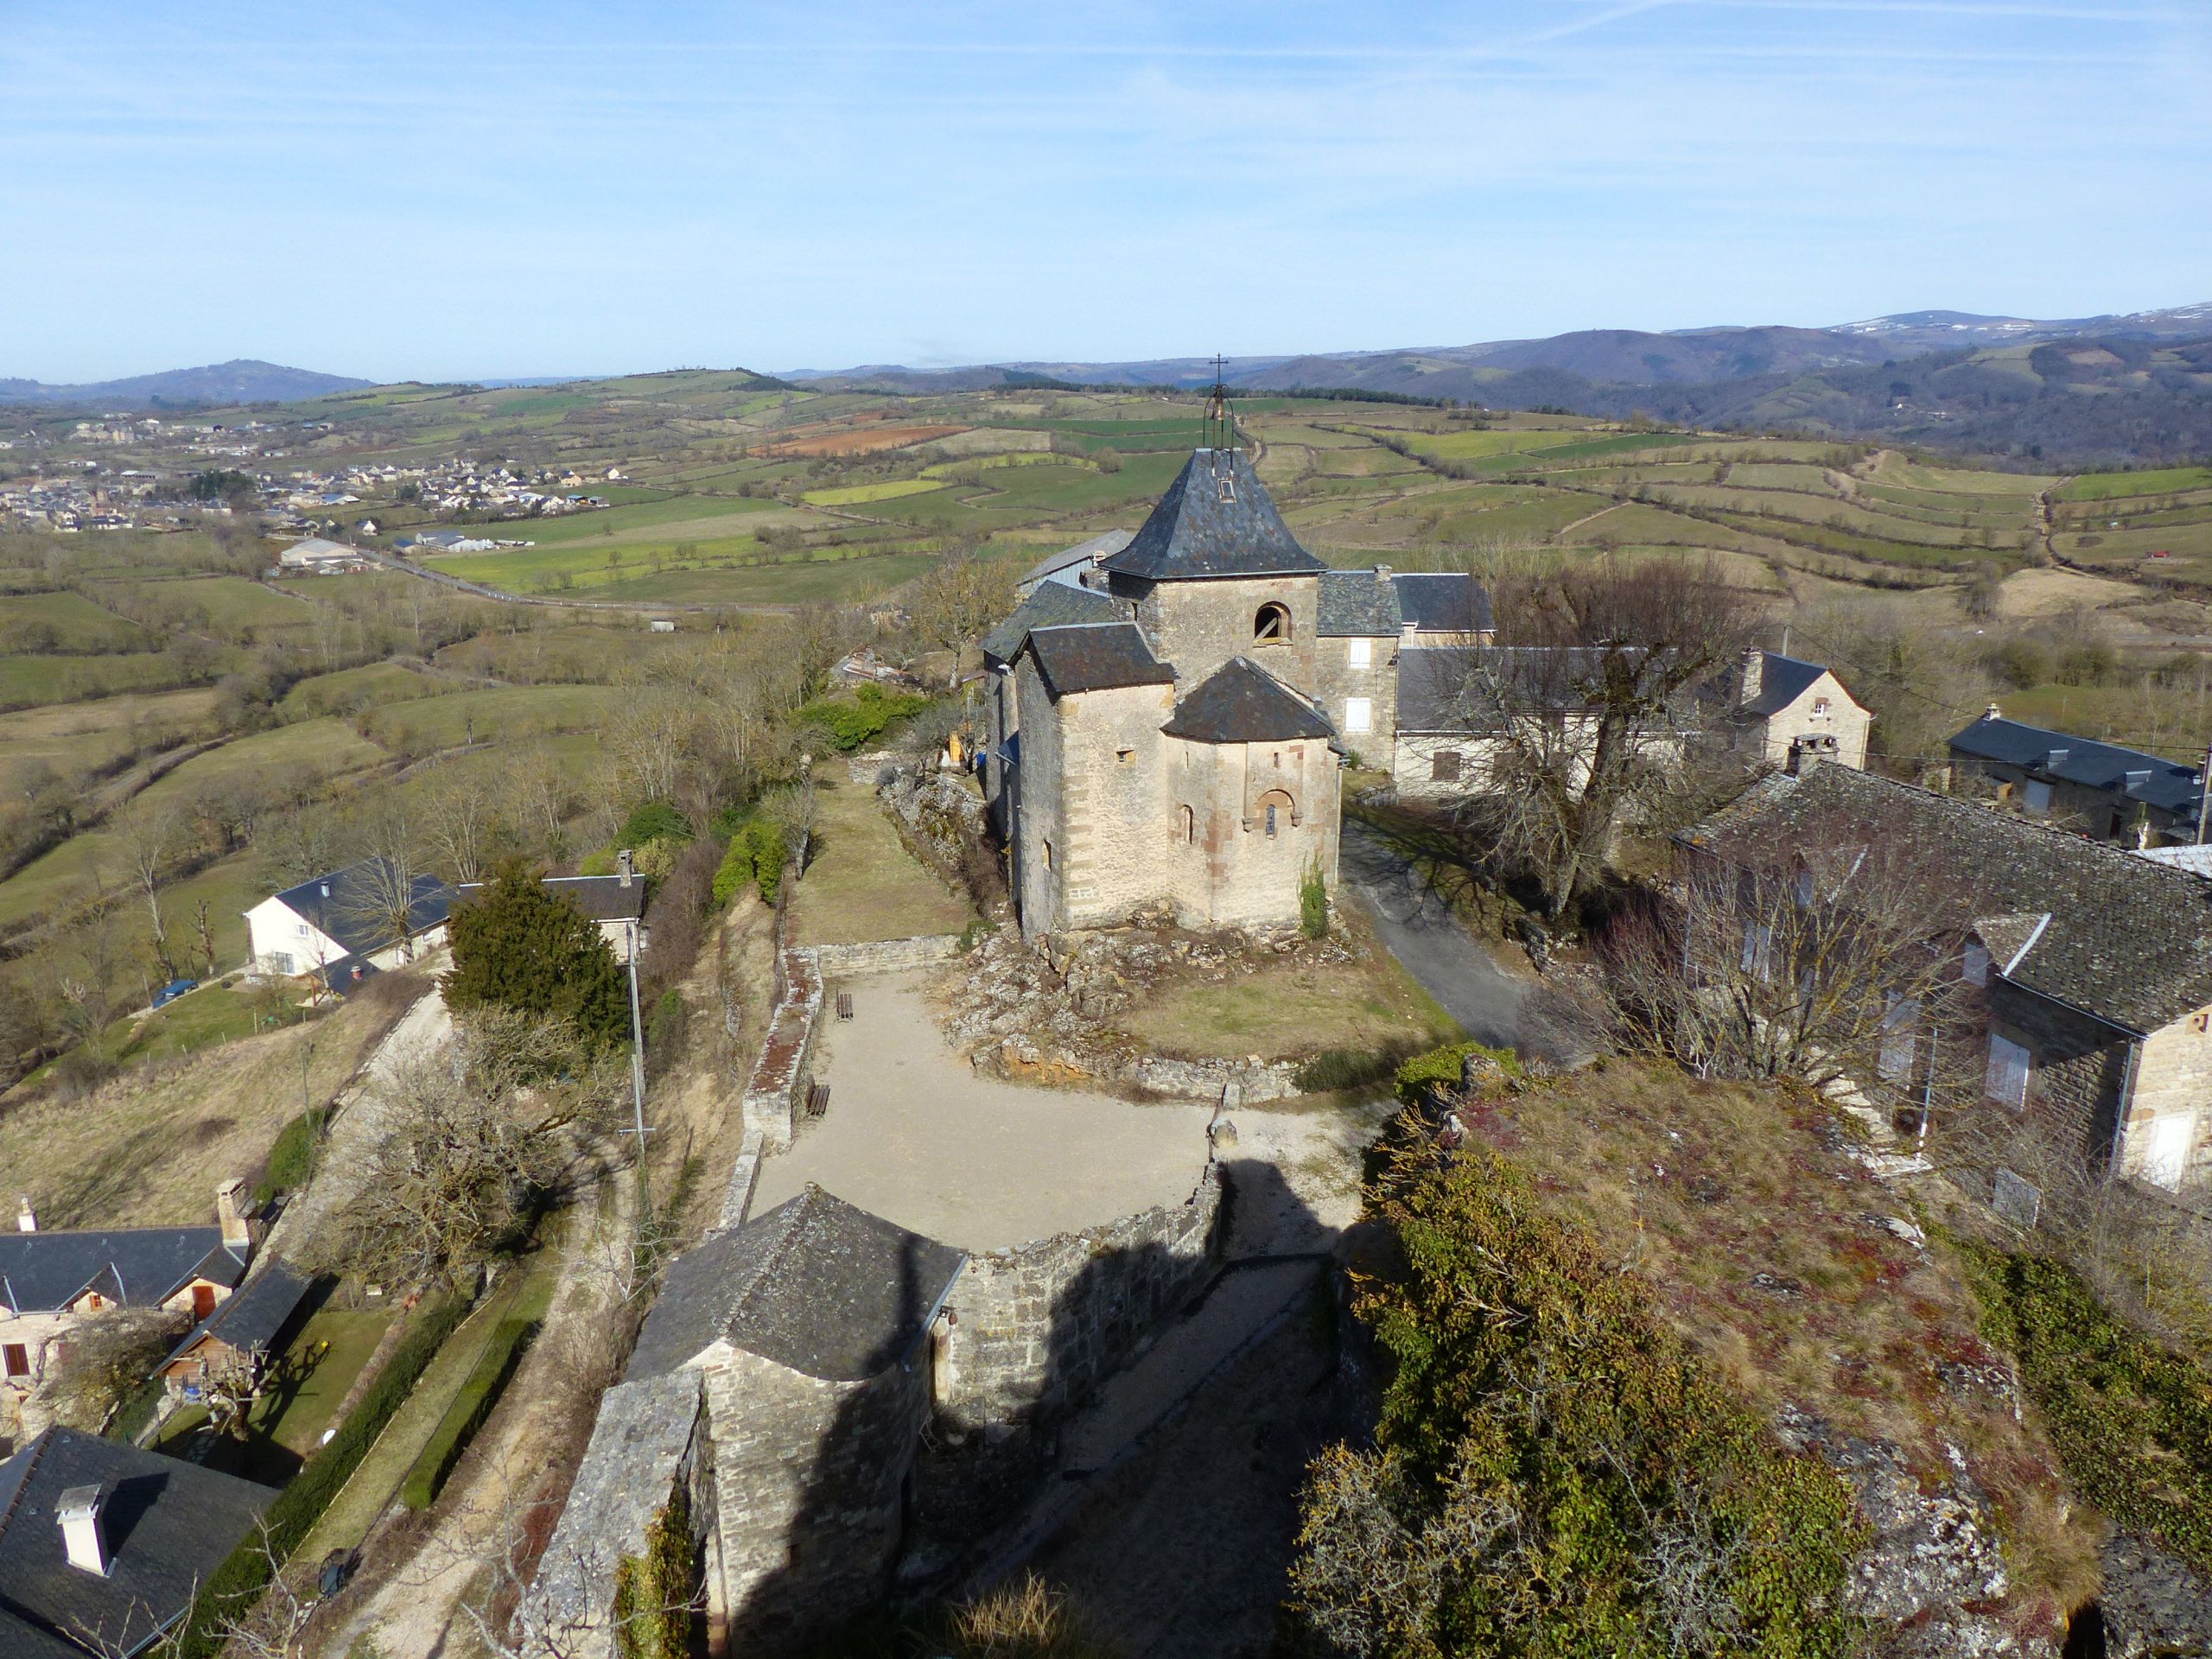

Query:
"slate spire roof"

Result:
[[1101, 449, 1326, 582], [1161, 658, 1337, 745]]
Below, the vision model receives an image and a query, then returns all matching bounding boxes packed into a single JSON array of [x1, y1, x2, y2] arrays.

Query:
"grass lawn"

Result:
[[2055, 466, 2212, 503], [0, 589, 156, 652], [587, 554, 939, 607], [788, 777, 976, 946], [1114, 906, 1460, 1064], [458, 493, 771, 545], [152, 1302, 396, 1485], [370, 683, 620, 749], [112, 978, 313, 1067]]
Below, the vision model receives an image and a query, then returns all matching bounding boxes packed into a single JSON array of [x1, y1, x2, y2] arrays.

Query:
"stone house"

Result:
[[1700, 647, 1872, 773], [0, 1187, 252, 1439], [982, 448, 1345, 938], [153, 1261, 312, 1407], [243, 856, 455, 980], [0, 1426, 270, 1656], [1948, 710, 2204, 843], [1683, 762, 2212, 1196]]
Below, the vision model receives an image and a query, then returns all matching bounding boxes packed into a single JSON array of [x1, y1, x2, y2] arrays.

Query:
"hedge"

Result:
[[400, 1317, 539, 1510], [1392, 1039, 1521, 1107], [169, 1293, 474, 1659], [254, 1108, 324, 1206]]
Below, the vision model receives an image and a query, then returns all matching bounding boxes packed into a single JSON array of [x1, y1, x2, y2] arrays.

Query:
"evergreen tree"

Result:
[[443, 858, 629, 1047]]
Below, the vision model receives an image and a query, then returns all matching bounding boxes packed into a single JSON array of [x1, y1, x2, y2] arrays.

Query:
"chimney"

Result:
[[1738, 646, 1764, 709], [58, 1484, 108, 1576], [216, 1178, 250, 1249], [16, 1197, 34, 1234], [1374, 564, 1393, 582], [617, 848, 634, 890], [1985, 702, 2002, 721]]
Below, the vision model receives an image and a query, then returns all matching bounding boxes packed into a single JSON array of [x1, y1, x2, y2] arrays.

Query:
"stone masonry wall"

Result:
[[1760, 674, 1871, 772], [741, 945, 823, 1151], [1128, 574, 1320, 697], [811, 934, 963, 976], [938, 1158, 1223, 1431], [1313, 630, 1399, 768], [702, 1347, 931, 1655], [1058, 681, 1179, 931], [2118, 1009, 2212, 1189], [1988, 982, 2127, 1173], [1014, 657, 1065, 937]]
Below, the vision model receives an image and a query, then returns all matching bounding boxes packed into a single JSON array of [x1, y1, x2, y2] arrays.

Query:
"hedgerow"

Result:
[[400, 1316, 538, 1510], [1289, 1146, 1865, 1658], [171, 1293, 474, 1659], [791, 683, 931, 751]]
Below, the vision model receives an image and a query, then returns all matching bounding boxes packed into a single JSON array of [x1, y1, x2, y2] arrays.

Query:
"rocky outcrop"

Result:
[[1777, 1405, 2057, 1659], [942, 910, 1355, 1101], [2101, 1534, 2212, 1659]]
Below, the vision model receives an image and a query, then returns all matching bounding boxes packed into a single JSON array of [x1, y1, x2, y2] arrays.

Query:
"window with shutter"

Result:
[[1986, 1033, 2031, 1108]]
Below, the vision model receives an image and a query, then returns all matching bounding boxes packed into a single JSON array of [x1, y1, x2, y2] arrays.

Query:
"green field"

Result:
[[460, 493, 778, 546], [804, 479, 949, 506], [0, 589, 154, 652], [279, 660, 444, 718], [0, 649, 216, 709], [2055, 467, 2212, 503], [371, 683, 620, 748]]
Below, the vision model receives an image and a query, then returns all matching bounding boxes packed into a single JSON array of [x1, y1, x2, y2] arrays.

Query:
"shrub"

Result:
[[171, 1294, 474, 1659], [1287, 1147, 1865, 1657], [1393, 1039, 1520, 1107], [1951, 1240, 2212, 1573], [254, 1108, 325, 1207], [714, 817, 787, 906], [617, 801, 693, 847], [399, 1317, 538, 1510], [791, 683, 933, 752], [1300, 861, 1329, 939], [1294, 1047, 1405, 1094], [612, 1486, 696, 1659], [443, 858, 630, 1047]]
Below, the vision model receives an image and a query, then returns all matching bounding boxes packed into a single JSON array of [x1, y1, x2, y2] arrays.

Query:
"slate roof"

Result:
[[1392, 572, 1496, 634], [1018, 528, 1135, 594], [627, 1187, 965, 1384], [270, 857, 455, 957], [0, 1427, 269, 1656], [1101, 449, 1326, 582], [0, 1230, 245, 1316], [1949, 714, 2204, 824], [979, 581, 1122, 665], [1317, 569, 1402, 637], [1021, 624, 1178, 699], [159, 1262, 313, 1372], [1741, 652, 1830, 718], [1679, 763, 2212, 1035], [1395, 645, 1663, 733], [1161, 658, 1336, 745], [455, 874, 646, 925]]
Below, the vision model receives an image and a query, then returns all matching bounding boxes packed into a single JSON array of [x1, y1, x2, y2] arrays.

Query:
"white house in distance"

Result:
[[245, 857, 456, 980]]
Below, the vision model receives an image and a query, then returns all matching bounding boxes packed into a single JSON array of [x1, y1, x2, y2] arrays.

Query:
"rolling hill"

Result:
[[0, 359, 374, 407]]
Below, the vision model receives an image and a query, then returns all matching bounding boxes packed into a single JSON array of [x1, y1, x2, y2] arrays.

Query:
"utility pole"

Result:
[[624, 909, 648, 1150]]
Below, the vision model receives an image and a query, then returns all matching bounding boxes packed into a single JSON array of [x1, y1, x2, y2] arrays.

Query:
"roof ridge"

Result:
[[0, 1429, 50, 1542]]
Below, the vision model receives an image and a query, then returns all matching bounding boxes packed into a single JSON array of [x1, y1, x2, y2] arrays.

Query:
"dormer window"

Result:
[[1218, 475, 1236, 503], [1254, 603, 1290, 645]]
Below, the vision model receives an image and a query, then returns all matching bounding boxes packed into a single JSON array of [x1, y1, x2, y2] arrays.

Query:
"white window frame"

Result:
[[1879, 996, 1920, 1081], [1344, 696, 1372, 734], [2022, 780, 2053, 816], [1961, 944, 1991, 987], [1348, 637, 1372, 669], [1986, 1033, 2031, 1109]]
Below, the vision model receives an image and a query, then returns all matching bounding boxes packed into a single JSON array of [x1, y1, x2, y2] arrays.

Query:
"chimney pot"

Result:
[[16, 1197, 34, 1234], [1374, 564, 1393, 582], [1739, 646, 1764, 709], [58, 1484, 108, 1576], [216, 1178, 250, 1248]]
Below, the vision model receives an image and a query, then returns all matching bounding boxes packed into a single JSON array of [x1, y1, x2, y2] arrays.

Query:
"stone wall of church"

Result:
[[1122, 573, 1320, 695], [1168, 735, 1341, 927], [1056, 681, 1179, 931], [1013, 660, 1065, 936]]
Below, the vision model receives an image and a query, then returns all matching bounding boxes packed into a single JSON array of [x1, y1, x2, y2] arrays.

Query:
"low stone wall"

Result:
[[741, 947, 823, 1151], [715, 1131, 767, 1235], [939, 1158, 1224, 1430], [977, 1031, 1303, 1103], [811, 933, 965, 976], [521, 1371, 707, 1659]]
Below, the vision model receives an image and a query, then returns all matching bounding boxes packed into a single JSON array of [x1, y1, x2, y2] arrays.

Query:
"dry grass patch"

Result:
[[1457, 1061, 2098, 1613], [0, 980, 423, 1229], [787, 777, 975, 947]]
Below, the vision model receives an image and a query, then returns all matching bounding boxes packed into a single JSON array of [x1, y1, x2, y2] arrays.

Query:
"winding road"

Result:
[[1338, 817, 1529, 1051]]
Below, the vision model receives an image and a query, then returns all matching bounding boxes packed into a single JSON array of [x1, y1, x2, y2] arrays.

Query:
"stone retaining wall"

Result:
[[811, 933, 965, 976], [741, 946, 822, 1151], [938, 1158, 1223, 1430], [977, 1031, 1303, 1103]]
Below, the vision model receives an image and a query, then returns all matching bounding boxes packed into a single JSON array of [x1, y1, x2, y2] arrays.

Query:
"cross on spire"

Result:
[[1204, 353, 1232, 454]]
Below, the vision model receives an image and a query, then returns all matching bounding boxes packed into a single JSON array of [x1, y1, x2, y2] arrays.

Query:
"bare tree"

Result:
[[315, 1010, 626, 1290], [1438, 553, 1753, 915], [113, 795, 185, 977], [332, 803, 430, 963], [419, 759, 508, 883], [603, 680, 702, 807], [906, 553, 1018, 683], [502, 743, 580, 863], [1599, 817, 1985, 1118], [41, 1307, 181, 1432]]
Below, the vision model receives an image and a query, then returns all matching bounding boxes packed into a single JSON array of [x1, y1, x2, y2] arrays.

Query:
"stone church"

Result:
[[980, 447, 1352, 938]]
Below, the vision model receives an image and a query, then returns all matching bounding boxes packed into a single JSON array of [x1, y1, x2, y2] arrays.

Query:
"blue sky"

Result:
[[3, 1, 2207, 383]]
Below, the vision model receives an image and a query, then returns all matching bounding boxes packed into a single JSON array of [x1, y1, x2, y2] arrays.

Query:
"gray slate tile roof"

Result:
[[1101, 450, 1326, 582], [1396, 645, 1662, 733], [1021, 624, 1178, 698], [1741, 652, 1828, 718], [1019, 528, 1135, 593], [1161, 658, 1336, 745], [1318, 569, 1402, 637], [160, 1262, 313, 1372], [456, 874, 645, 925], [272, 857, 455, 957], [1391, 572, 1495, 634], [628, 1187, 965, 1383], [0, 1230, 245, 1315], [1679, 763, 2212, 1035], [979, 582, 1123, 665], [1949, 714, 2204, 823], [0, 1427, 269, 1656]]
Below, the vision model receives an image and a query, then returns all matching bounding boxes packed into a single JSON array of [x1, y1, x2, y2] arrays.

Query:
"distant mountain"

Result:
[[0, 359, 374, 408], [786, 302, 2212, 397]]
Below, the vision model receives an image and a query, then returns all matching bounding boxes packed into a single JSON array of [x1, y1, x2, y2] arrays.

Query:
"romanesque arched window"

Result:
[[1178, 804, 1194, 843], [1254, 602, 1291, 645], [1255, 787, 1296, 837]]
